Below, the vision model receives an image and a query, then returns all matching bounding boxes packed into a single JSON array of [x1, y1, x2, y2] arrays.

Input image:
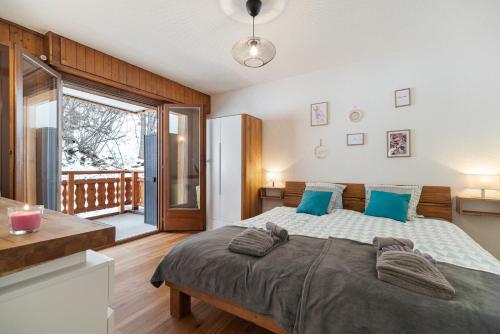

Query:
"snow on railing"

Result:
[[61, 170, 144, 216]]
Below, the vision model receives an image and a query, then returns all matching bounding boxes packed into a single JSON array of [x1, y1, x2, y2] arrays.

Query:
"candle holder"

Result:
[[7, 205, 44, 235]]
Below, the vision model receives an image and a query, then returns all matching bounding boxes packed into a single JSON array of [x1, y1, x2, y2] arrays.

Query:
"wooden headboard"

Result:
[[283, 181, 453, 222]]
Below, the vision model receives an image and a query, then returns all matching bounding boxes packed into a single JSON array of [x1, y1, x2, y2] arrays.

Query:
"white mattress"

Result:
[[233, 207, 500, 275]]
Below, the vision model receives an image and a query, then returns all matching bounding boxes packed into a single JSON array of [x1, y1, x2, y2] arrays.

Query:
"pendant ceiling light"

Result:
[[232, 0, 276, 68]]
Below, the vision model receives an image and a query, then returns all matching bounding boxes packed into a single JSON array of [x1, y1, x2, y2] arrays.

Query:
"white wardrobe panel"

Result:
[[220, 115, 242, 224], [206, 118, 221, 230]]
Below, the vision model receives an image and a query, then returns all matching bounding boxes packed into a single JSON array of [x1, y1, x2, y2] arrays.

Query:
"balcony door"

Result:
[[162, 104, 205, 231], [15, 46, 62, 210]]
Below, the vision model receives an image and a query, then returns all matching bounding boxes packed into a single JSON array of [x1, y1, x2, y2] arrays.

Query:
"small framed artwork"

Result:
[[347, 133, 365, 146], [394, 88, 411, 108], [311, 102, 328, 126], [387, 129, 411, 158]]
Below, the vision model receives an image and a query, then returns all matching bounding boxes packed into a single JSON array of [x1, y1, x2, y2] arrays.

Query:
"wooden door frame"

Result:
[[14, 44, 63, 208], [161, 103, 206, 231], [0, 43, 10, 197]]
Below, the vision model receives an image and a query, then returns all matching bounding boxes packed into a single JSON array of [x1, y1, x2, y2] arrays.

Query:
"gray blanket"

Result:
[[151, 226, 500, 334]]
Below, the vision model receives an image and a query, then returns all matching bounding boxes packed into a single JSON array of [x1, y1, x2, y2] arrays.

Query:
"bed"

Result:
[[151, 182, 500, 333]]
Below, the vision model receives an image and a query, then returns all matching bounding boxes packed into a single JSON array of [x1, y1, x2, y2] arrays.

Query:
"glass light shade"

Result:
[[266, 172, 282, 187], [232, 37, 276, 68], [465, 174, 500, 190]]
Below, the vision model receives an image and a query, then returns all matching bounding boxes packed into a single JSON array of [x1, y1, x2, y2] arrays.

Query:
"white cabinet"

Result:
[[0, 250, 114, 334], [207, 114, 262, 230], [207, 115, 242, 229]]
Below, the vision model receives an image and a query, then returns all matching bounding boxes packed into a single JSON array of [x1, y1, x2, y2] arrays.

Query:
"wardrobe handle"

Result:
[[218, 142, 222, 195]]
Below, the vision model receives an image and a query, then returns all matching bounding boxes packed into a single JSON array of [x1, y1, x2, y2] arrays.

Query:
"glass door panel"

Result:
[[168, 107, 200, 209], [163, 104, 205, 231], [15, 46, 62, 210]]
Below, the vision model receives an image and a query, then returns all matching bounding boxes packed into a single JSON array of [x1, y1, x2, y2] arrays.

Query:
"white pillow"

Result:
[[365, 184, 422, 221], [305, 182, 347, 213]]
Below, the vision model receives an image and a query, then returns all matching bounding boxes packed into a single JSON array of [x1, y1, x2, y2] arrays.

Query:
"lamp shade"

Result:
[[232, 37, 276, 68], [266, 172, 282, 183], [465, 174, 500, 190]]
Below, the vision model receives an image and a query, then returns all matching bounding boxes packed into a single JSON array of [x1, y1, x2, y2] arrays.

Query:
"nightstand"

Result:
[[259, 187, 284, 213], [259, 187, 284, 200], [456, 196, 500, 217]]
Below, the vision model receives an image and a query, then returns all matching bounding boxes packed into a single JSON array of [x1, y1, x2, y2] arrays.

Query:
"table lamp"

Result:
[[466, 174, 500, 198], [266, 172, 282, 188]]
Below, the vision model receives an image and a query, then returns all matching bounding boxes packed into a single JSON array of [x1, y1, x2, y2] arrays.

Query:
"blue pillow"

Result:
[[296, 190, 333, 216], [365, 190, 411, 222]]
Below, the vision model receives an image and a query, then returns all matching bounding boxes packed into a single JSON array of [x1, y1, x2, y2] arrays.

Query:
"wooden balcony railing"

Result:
[[61, 170, 144, 216]]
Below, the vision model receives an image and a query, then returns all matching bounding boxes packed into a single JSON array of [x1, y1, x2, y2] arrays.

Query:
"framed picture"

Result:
[[347, 133, 365, 146], [395, 88, 411, 108], [311, 102, 328, 126], [387, 129, 411, 158]]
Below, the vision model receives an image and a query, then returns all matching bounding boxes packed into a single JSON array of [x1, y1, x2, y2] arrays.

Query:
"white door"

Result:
[[220, 115, 242, 225], [206, 118, 221, 229]]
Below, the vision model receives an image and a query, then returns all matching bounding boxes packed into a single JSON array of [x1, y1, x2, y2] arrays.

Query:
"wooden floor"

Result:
[[100, 233, 273, 334]]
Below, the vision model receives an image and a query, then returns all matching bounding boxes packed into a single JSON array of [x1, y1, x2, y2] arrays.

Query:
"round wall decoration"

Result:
[[348, 108, 364, 122]]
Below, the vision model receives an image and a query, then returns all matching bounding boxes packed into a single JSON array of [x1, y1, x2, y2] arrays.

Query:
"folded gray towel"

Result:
[[381, 244, 436, 264], [227, 228, 275, 257], [266, 222, 289, 241], [376, 250, 455, 300], [373, 236, 414, 251]]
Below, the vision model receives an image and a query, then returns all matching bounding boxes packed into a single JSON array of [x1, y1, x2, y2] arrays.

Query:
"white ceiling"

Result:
[[0, 0, 479, 95]]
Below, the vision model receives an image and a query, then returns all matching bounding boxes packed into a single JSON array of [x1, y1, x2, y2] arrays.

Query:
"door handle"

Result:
[[218, 142, 222, 196]]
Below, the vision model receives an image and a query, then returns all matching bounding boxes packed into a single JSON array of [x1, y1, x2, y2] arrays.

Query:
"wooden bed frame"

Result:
[[167, 181, 452, 333]]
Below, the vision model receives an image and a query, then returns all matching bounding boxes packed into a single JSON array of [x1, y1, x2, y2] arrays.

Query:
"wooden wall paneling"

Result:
[[84, 47, 95, 74], [110, 57, 119, 82], [151, 73, 160, 95], [126, 63, 140, 88], [117, 59, 127, 84], [22, 30, 43, 56], [46, 32, 211, 109], [167, 80, 177, 101], [102, 53, 112, 79], [116, 59, 125, 83], [0, 21, 9, 45], [173, 83, 185, 103], [8, 25, 44, 57], [76, 43, 86, 71], [184, 88, 193, 105], [8, 26, 22, 45], [0, 19, 45, 55], [139, 70, 151, 92], [241, 115, 263, 219], [45, 32, 60, 66], [94, 50, 104, 77], [61, 37, 77, 67]]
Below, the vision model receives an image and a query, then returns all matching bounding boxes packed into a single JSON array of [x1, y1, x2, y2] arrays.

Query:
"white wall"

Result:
[[211, 13, 500, 258]]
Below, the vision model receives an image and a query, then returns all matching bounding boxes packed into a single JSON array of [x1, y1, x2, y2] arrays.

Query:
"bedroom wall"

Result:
[[211, 6, 500, 258]]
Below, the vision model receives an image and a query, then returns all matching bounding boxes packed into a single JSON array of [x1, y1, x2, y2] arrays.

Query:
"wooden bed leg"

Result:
[[170, 287, 191, 318]]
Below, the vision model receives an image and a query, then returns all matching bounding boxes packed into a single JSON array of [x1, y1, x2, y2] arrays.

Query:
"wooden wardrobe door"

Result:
[[161, 104, 206, 231]]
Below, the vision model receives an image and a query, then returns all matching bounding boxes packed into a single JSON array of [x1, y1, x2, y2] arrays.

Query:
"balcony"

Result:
[[61, 170, 157, 241]]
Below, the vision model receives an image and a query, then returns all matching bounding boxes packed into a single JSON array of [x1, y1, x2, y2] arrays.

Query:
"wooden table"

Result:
[[0, 197, 115, 275]]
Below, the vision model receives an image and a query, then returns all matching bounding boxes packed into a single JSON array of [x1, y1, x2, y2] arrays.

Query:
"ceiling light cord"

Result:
[[252, 16, 255, 40]]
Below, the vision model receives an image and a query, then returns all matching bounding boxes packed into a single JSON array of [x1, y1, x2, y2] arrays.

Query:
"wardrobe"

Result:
[[207, 114, 262, 230]]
